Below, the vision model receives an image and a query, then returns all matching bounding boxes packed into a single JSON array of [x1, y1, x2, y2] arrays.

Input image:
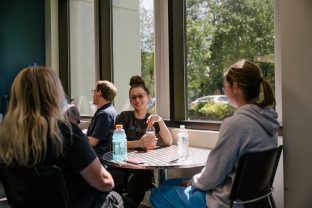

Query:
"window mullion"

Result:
[[168, 0, 187, 121]]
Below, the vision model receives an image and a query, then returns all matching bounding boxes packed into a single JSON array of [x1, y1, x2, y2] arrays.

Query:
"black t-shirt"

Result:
[[115, 111, 160, 141], [56, 122, 109, 208], [5, 122, 107, 208], [86, 103, 117, 157]]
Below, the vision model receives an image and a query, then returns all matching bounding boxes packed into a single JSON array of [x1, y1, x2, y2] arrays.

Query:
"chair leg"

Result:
[[268, 194, 277, 208]]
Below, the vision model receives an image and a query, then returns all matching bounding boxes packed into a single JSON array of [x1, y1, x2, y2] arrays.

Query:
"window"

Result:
[[185, 0, 275, 121], [112, 0, 155, 113], [58, 0, 279, 131], [69, 0, 96, 116]]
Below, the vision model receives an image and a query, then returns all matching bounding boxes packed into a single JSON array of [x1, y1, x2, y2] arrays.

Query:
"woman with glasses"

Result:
[[109, 75, 172, 207], [117, 75, 172, 149]]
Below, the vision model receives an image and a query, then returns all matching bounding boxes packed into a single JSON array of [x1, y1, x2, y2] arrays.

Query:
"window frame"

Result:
[[166, 0, 224, 131], [58, 0, 71, 97], [58, 0, 281, 133], [58, 0, 112, 97]]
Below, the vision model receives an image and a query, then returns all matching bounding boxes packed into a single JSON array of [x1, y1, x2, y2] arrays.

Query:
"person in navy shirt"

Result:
[[87, 80, 118, 158]]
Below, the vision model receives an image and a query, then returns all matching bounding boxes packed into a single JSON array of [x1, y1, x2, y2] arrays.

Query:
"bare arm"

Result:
[[147, 115, 172, 146], [157, 118, 173, 146], [127, 133, 158, 149], [88, 136, 100, 147], [79, 158, 114, 192], [127, 139, 143, 148]]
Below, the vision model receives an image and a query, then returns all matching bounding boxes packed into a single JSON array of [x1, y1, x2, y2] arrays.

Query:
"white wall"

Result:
[[113, 0, 141, 112], [280, 0, 312, 207]]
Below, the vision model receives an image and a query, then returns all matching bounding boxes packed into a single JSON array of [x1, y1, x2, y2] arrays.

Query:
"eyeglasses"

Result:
[[130, 93, 146, 102]]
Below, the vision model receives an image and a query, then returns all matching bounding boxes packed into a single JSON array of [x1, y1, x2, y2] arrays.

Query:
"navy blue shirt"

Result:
[[86, 103, 117, 157]]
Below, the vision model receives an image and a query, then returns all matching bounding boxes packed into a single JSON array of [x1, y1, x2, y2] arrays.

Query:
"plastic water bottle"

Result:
[[146, 120, 156, 136], [144, 120, 156, 150], [112, 124, 127, 161], [177, 125, 189, 160]]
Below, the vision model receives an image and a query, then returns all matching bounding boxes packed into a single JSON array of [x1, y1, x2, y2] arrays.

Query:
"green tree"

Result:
[[139, 0, 155, 97], [186, 0, 275, 102]]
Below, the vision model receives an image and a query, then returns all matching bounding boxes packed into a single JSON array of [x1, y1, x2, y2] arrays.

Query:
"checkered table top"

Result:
[[102, 145, 210, 170]]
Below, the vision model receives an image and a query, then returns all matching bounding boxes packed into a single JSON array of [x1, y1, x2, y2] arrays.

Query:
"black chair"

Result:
[[229, 145, 283, 208], [0, 164, 71, 208]]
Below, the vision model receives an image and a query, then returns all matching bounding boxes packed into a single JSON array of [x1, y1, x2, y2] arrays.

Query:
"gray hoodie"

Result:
[[191, 104, 279, 208]]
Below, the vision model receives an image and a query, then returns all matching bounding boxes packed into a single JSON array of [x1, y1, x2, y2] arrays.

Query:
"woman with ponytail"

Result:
[[150, 59, 279, 208]]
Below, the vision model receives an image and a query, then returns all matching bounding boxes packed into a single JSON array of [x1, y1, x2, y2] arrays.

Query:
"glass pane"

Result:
[[186, 0, 275, 121], [113, 0, 155, 113], [69, 0, 96, 116]]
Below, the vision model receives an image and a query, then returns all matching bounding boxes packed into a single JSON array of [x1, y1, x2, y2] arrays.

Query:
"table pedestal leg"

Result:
[[158, 169, 167, 185]]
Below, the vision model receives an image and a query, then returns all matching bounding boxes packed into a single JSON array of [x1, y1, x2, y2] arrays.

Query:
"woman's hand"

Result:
[[147, 114, 162, 124], [147, 114, 173, 146], [139, 133, 158, 149]]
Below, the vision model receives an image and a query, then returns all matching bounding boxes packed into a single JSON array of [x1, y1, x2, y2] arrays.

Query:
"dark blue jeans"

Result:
[[150, 178, 207, 208]]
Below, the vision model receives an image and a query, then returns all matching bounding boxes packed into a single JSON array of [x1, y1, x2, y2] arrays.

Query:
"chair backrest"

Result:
[[229, 145, 283, 204], [0, 164, 71, 208]]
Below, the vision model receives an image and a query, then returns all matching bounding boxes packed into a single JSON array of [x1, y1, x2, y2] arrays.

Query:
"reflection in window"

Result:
[[186, 0, 275, 121], [113, 0, 155, 113], [69, 0, 96, 116]]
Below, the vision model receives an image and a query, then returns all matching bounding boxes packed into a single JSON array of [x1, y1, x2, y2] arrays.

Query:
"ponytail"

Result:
[[226, 59, 276, 108], [257, 79, 276, 108]]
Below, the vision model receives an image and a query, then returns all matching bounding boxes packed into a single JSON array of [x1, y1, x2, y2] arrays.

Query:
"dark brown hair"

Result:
[[96, 80, 117, 101], [129, 75, 149, 96], [225, 59, 275, 108]]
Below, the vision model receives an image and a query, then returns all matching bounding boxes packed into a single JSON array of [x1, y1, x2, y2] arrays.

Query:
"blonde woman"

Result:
[[0, 67, 135, 208]]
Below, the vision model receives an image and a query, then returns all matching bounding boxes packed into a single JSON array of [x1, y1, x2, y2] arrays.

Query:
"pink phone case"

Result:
[[126, 157, 145, 164]]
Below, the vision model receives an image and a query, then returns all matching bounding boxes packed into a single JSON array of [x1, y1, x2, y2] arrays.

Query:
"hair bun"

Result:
[[129, 75, 145, 87]]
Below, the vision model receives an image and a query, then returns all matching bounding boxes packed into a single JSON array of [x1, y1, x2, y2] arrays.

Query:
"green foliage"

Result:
[[186, 0, 275, 102], [189, 102, 235, 120], [139, 0, 275, 121], [141, 51, 155, 97], [139, 1, 155, 98]]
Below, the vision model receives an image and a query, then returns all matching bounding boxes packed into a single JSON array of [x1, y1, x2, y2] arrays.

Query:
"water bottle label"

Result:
[[177, 134, 189, 160], [182, 135, 188, 141], [113, 140, 127, 161], [113, 142, 120, 155], [146, 131, 155, 136], [178, 134, 188, 142]]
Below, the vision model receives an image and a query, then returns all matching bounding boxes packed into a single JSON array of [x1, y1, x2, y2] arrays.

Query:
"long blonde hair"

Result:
[[0, 67, 66, 167]]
